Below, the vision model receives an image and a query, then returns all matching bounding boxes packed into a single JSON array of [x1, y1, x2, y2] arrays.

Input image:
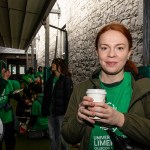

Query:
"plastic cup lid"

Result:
[[86, 89, 106, 94]]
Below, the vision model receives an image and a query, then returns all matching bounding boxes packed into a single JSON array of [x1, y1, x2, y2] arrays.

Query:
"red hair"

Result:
[[95, 22, 132, 50], [124, 60, 138, 75]]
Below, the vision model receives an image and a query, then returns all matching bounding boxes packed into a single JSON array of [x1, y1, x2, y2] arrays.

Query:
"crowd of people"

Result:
[[0, 22, 150, 150], [0, 58, 73, 150], [0, 64, 48, 150]]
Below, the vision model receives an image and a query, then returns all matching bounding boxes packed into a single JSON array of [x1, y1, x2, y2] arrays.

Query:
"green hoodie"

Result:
[[0, 60, 14, 123]]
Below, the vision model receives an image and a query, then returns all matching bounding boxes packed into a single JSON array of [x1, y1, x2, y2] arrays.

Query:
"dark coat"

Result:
[[42, 74, 73, 117]]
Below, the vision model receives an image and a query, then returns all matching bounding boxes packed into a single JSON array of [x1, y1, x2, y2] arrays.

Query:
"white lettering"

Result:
[[94, 139, 112, 147], [94, 147, 112, 150]]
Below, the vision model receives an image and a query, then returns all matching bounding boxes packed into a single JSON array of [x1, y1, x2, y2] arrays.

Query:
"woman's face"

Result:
[[96, 30, 131, 76], [51, 63, 61, 73], [51, 63, 57, 72]]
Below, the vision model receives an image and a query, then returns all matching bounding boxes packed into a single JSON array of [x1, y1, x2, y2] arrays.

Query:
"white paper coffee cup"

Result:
[[86, 89, 106, 119]]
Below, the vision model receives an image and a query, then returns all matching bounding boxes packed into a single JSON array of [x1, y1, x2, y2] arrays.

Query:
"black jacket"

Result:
[[42, 74, 73, 116]]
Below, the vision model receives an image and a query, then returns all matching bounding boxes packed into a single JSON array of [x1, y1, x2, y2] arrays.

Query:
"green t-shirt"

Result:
[[89, 72, 132, 150], [35, 71, 43, 79], [31, 93, 48, 130], [27, 74, 35, 82], [49, 76, 59, 115], [52, 76, 59, 88], [0, 80, 14, 123], [10, 79, 21, 91]]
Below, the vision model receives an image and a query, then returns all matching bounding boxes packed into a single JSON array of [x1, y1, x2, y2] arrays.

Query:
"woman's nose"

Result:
[[108, 48, 116, 57]]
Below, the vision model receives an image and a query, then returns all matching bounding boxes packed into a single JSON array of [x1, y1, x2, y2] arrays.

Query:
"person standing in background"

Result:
[[42, 58, 73, 150], [14, 75, 33, 120], [26, 67, 35, 83], [0, 60, 16, 150], [28, 83, 48, 137], [10, 79, 21, 91], [35, 66, 44, 84]]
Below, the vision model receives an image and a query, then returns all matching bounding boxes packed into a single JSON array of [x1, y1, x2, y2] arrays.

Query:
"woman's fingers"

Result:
[[88, 102, 124, 126], [77, 109, 95, 124], [81, 96, 95, 106], [79, 105, 95, 117], [77, 96, 96, 124]]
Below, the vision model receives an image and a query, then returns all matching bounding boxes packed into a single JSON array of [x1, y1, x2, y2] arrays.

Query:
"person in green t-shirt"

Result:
[[35, 66, 44, 84], [42, 58, 73, 150], [0, 61, 16, 150], [26, 67, 35, 83], [10, 79, 21, 91], [61, 23, 150, 150], [28, 83, 48, 137]]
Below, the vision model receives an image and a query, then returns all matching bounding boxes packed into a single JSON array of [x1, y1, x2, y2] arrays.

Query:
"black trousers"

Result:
[[0, 121, 16, 150]]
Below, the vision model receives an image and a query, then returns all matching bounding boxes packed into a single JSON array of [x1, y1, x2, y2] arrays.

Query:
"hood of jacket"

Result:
[[88, 67, 102, 89]]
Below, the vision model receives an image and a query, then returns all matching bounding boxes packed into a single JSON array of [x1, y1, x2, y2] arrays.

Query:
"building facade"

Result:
[[36, 0, 143, 84]]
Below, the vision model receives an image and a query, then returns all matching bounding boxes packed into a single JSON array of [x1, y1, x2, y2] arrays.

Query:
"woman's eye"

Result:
[[100, 47, 107, 50], [117, 47, 124, 50]]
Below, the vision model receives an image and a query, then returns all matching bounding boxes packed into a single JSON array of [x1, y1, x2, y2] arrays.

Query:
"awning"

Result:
[[0, 0, 56, 50]]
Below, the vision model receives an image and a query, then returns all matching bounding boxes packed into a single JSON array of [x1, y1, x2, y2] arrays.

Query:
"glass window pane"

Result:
[[12, 66, 16, 74], [19, 66, 25, 74]]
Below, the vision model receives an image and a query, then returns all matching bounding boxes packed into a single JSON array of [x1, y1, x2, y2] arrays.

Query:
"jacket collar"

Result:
[[89, 67, 101, 89], [89, 68, 150, 110]]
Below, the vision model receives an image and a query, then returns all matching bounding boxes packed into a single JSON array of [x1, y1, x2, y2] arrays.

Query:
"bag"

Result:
[[106, 129, 149, 150], [28, 130, 45, 139]]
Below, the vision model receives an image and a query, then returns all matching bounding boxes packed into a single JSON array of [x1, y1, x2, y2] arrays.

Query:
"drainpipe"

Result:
[[50, 2, 61, 59], [49, 24, 68, 63], [143, 0, 150, 66], [45, 15, 50, 67], [43, 15, 50, 90], [31, 43, 34, 68], [26, 51, 28, 73]]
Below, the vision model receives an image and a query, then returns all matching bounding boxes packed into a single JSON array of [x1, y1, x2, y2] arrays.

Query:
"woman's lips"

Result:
[[106, 62, 118, 67]]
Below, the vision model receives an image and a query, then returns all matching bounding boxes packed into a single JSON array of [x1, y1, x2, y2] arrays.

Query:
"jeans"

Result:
[[48, 115, 69, 150]]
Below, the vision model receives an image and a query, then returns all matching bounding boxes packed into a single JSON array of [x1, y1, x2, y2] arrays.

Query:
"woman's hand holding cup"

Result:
[[77, 89, 107, 124], [77, 96, 96, 124]]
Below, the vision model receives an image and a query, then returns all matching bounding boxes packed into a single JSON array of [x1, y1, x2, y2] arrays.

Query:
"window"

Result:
[[19, 66, 25, 74]]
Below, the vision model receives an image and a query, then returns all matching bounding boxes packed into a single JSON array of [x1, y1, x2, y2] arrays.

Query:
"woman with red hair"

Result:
[[62, 23, 150, 150]]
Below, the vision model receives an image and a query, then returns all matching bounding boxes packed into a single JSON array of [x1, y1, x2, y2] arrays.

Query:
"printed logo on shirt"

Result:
[[89, 102, 124, 150]]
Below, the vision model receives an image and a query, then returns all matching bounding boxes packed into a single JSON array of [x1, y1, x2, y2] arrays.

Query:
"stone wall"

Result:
[[37, 0, 143, 85]]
